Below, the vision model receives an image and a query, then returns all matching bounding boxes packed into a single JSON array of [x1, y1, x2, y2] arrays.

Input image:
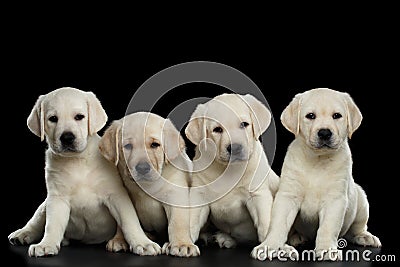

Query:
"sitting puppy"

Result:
[[99, 112, 200, 257], [8, 88, 160, 257], [186, 94, 280, 253], [252, 88, 381, 261]]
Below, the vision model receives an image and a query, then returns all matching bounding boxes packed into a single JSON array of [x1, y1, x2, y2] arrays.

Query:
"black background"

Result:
[[3, 7, 398, 266]]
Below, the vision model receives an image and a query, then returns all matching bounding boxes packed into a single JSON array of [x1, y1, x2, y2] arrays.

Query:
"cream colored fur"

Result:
[[8, 88, 160, 257], [186, 94, 280, 254], [99, 112, 200, 257], [251, 88, 381, 261]]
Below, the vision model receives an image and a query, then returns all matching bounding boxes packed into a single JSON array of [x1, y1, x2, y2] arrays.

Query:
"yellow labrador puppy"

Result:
[[8, 88, 161, 257], [99, 112, 200, 257], [252, 88, 381, 260], [186, 94, 280, 252]]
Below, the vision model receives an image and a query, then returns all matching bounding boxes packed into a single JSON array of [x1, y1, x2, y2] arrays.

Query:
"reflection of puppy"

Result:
[[99, 112, 200, 257], [252, 88, 381, 260], [186, 94, 279, 252], [8, 88, 160, 257]]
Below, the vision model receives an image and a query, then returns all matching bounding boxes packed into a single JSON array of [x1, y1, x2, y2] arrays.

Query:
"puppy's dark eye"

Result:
[[240, 122, 249, 128], [332, 113, 342, 119], [74, 114, 85, 121], [124, 144, 133, 150], [48, 116, 58, 123], [213, 127, 223, 133], [150, 142, 160, 148], [305, 113, 316, 120]]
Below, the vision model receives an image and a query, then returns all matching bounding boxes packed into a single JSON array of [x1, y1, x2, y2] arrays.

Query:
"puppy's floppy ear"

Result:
[[86, 92, 108, 135], [343, 93, 362, 139], [27, 95, 46, 141], [242, 94, 272, 140], [185, 104, 207, 145], [281, 94, 302, 136], [163, 119, 185, 164], [99, 121, 121, 166]]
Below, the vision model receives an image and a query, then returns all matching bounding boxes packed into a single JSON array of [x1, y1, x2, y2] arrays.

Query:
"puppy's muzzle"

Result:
[[226, 143, 245, 161], [227, 143, 243, 155], [135, 161, 151, 175], [317, 128, 334, 148], [60, 131, 76, 149], [318, 128, 332, 141]]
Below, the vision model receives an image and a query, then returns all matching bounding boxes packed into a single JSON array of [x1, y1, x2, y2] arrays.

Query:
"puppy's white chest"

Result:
[[299, 170, 333, 216], [70, 185, 100, 206], [47, 158, 96, 192], [300, 189, 322, 221], [294, 162, 348, 228]]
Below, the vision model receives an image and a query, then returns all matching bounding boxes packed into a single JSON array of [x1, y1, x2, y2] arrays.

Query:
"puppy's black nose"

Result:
[[60, 132, 75, 145], [318, 129, 332, 140], [227, 143, 243, 155], [135, 162, 151, 175]]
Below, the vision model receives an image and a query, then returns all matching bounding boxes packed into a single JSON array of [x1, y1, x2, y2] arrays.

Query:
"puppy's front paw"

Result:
[[106, 237, 128, 252], [130, 240, 161, 256], [251, 243, 297, 261], [162, 242, 200, 257], [28, 242, 60, 257], [251, 244, 266, 260], [8, 228, 41, 245], [353, 232, 382, 248], [214, 232, 237, 248]]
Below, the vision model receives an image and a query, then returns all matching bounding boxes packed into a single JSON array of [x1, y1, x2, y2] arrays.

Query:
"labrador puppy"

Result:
[[186, 94, 280, 253], [8, 87, 161, 257], [99, 112, 200, 257], [252, 88, 381, 261]]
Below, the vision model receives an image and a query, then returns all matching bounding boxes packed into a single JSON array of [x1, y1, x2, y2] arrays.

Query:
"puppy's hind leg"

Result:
[[106, 227, 128, 252], [288, 230, 308, 247], [214, 231, 237, 248], [9, 201, 46, 245], [198, 232, 213, 246], [345, 186, 381, 248]]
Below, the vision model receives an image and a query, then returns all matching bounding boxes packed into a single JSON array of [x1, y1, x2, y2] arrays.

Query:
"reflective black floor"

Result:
[[8, 242, 389, 267]]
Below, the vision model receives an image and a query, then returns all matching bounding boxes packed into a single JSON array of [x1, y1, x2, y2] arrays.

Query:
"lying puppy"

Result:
[[186, 94, 280, 252], [8, 88, 160, 257], [252, 88, 381, 260], [99, 112, 200, 257]]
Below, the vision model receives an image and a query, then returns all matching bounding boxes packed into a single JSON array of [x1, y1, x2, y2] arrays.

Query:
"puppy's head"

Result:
[[281, 88, 362, 151], [99, 112, 185, 182], [27, 87, 107, 156], [185, 94, 271, 164]]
